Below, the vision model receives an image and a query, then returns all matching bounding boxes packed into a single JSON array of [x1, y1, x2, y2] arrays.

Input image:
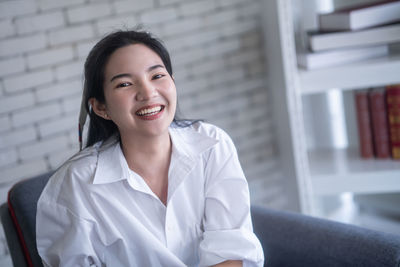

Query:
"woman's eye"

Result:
[[116, 82, 131, 88], [152, 74, 165, 80]]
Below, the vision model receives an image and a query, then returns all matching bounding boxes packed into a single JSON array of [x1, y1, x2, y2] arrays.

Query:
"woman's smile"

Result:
[[135, 104, 165, 120]]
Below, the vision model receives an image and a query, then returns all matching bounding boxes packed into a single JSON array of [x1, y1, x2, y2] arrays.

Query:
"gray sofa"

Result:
[[2, 172, 400, 267]]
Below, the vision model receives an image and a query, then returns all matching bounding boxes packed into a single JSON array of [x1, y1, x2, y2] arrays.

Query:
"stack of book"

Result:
[[298, 0, 400, 70], [355, 84, 400, 159]]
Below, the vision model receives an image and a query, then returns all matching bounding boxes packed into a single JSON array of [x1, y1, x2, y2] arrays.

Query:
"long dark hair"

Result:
[[83, 30, 196, 147]]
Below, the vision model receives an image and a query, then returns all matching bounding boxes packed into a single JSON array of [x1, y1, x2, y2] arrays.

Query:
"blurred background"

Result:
[[0, 0, 282, 206], [0, 0, 282, 263], [0, 0, 399, 265]]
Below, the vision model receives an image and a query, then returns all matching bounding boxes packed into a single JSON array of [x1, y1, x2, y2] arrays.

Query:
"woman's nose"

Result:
[[135, 81, 157, 101]]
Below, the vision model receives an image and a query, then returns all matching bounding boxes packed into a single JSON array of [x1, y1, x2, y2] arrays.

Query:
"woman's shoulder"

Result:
[[176, 121, 232, 142], [39, 144, 101, 203], [53, 136, 119, 181]]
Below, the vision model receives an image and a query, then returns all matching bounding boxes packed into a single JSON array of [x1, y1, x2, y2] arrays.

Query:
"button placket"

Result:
[[164, 203, 179, 251]]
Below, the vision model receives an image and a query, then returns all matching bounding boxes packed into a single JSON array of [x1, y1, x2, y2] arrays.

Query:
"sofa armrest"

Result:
[[251, 205, 400, 267], [1, 203, 27, 267]]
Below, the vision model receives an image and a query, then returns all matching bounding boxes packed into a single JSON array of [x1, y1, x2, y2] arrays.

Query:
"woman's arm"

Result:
[[198, 126, 264, 266], [213, 260, 243, 267], [37, 200, 103, 266]]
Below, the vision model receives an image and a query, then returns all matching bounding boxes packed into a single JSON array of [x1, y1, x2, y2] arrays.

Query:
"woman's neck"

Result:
[[119, 130, 172, 175], [120, 130, 172, 205]]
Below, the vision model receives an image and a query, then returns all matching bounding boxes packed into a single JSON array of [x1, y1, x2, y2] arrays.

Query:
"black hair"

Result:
[[83, 29, 198, 147]]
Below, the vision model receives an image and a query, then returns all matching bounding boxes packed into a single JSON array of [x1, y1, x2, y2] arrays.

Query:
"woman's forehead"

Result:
[[109, 44, 162, 65], [104, 44, 164, 77]]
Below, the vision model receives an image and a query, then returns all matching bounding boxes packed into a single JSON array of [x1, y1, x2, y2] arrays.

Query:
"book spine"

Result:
[[386, 85, 400, 159], [355, 90, 374, 158], [369, 88, 390, 158]]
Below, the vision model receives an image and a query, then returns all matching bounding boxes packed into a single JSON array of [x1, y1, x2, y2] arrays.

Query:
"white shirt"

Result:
[[36, 122, 264, 267]]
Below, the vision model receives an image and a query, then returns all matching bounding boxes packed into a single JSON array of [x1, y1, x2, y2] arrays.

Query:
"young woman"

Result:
[[36, 30, 264, 267]]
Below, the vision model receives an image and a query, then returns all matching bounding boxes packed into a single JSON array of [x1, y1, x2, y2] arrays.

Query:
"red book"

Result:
[[386, 84, 400, 159], [369, 87, 390, 158], [355, 89, 374, 158]]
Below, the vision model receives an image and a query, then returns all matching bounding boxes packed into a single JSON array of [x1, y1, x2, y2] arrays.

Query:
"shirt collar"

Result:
[[92, 125, 218, 185], [92, 135, 131, 184], [168, 125, 218, 161]]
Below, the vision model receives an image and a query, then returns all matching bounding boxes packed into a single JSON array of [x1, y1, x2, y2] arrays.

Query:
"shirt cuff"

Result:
[[199, 228, 264, 267]]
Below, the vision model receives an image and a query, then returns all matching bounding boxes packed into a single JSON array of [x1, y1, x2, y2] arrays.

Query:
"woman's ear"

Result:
[[89, 98, 111, 120]]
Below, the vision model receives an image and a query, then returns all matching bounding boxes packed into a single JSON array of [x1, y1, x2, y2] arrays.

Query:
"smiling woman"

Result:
[[35, 30, 264, 267], [91, 44, 177, 146]]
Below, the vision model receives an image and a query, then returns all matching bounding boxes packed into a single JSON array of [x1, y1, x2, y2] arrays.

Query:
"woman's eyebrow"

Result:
[[110, 65, 165, 82], [147, 64, 164, 72], [110, 73, 132, 82]]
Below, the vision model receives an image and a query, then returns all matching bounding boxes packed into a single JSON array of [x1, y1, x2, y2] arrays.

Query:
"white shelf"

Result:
[[263, 0, 400, 215], [309, 148, 400, 196], [299, 54, 400, 95]]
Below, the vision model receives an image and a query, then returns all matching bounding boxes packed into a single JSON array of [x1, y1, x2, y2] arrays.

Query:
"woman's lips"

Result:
[[135, 105, 165, 120]]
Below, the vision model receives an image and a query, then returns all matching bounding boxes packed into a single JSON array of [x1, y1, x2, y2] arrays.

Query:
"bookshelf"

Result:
[[262, 0, 400, 217], [299, 54, 400, 94], [309, 148, 400, 195]]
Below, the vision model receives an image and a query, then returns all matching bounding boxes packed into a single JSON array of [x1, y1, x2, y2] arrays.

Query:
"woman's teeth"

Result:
[[136, 106, 163, 116]]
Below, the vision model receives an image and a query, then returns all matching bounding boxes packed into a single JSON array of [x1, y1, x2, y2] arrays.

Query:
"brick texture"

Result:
[[0, 92, 35, 114], [15, 11, 65, 34], [0, 57, 25, 77], [0, 19, 15, 38], [0, 1, 37, 19], [114, 0, 155, 14], [27, 47, 74, 69], [48, 25, 95, 46], [0, 3, 285, 259], [66, 2, 112, 24], [0, 34, 47, 57], [3, 69, 53, 93]]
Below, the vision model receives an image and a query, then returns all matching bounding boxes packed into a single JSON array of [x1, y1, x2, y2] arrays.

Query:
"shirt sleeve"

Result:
[[36, 201, 103, 267], [199, 130, 264, 267]]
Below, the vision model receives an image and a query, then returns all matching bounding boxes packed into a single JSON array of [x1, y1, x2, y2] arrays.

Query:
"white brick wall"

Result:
[[48, 25, 95, 46], [15, 11, 65, 34], [0, 0, 285, 262], [0, 34, 47, 57], [0, 19, 15, 39], [0, 116, 11, 133], [0, 1, 37, 19], [0, 126, 37, 150], [0, 57, 25, 77], [19, 134, 70, 161], [3, 69, 53, 93], [27, 47, 74, 69], [12, 102, 62, 128], [178, 0, 218, 16], [76, 40, 97, 59], [39, 113, 76, 138], [38, 0, 85, 11], [36, 79, 82, 103], [114, 0, 155, 15], [2, 159, 48, 184], [0, 92, 35, 114], [0, 149, 17, 168], [54, 60, 84, 81], [67, 2, 112, 24], [62, 93, 81, 114], [96, 15, 139, 36], [140, 7, 179, 25], [162, 17, 202, 37]]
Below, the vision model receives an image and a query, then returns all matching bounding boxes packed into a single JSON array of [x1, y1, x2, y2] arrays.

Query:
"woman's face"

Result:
[[95, 43, 177, 139]]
